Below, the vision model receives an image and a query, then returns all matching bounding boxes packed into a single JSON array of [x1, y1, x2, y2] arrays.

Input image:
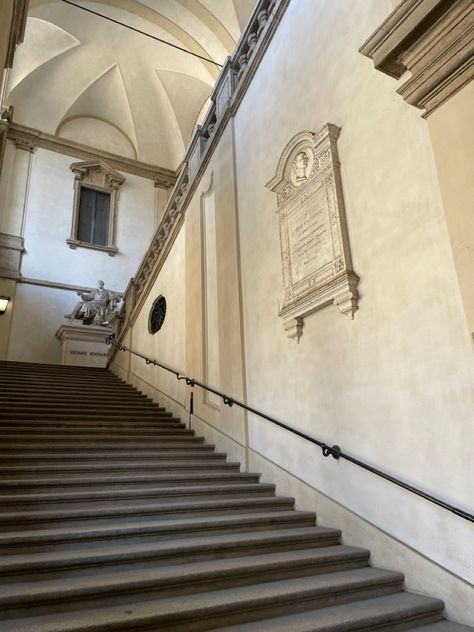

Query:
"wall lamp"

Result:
[[0, 296, 10, 315]]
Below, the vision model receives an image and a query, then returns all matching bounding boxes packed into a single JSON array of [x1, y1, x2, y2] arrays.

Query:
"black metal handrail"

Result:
[[106, 335, 474, 524]]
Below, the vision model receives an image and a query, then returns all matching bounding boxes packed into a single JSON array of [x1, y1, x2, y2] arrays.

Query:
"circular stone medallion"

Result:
[[148, 295, 167, 334]]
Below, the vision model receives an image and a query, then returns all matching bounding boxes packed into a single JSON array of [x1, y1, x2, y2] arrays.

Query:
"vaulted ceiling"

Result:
[[5, 0, 255, 168]]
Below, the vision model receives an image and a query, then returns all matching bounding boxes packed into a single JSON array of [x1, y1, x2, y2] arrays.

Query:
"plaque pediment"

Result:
[[266, 124, 359, 342]]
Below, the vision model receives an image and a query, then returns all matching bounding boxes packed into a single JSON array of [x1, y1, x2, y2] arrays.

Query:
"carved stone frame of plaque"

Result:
[[266, 124, 359, 343]]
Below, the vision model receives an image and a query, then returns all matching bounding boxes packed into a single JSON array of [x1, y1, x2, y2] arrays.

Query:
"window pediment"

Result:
[[70, 160, 125, 190]]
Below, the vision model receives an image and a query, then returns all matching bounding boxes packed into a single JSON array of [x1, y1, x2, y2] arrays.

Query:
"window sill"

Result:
[[66, 239, 118, 257]]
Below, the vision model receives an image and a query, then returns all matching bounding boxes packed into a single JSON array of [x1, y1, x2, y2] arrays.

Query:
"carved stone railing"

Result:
[[123, 0, 290, 330]]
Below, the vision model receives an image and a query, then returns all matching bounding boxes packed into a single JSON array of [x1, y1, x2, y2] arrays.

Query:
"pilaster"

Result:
[[0, 139, 33, 278]]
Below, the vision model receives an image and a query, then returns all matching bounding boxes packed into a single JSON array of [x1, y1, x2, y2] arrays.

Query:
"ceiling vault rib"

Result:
[[60, 0, 223, 67]]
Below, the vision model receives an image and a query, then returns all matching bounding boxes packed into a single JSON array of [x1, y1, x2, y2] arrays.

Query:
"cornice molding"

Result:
[[6, 123, 177, 185], [359, 0, 474, 117], [0, 273, 124, 296]]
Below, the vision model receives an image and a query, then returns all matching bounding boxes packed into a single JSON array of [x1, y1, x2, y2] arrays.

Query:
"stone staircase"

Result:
[[0, 360, 471, 631]]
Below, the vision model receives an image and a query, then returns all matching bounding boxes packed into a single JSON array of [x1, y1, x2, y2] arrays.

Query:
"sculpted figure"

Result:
[[65, 280, 120, 326], [292, 151, 309, 184]]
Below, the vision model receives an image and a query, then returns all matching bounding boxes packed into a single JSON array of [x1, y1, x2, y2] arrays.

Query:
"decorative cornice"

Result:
[[116, 0, 291, 338], [6, 123, 177, 185], [359, 0, 474, 117], [11, 274, 124, 296]]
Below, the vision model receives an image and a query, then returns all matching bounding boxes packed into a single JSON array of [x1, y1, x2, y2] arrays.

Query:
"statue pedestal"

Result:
[[55, 321, 113, 367]]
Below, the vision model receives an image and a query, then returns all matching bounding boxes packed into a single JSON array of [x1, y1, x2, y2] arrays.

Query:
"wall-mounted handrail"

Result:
[[106, 335, 474, 524]]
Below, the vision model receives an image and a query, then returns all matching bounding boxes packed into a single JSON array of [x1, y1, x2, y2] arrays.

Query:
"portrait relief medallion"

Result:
[[290, 148, 314, 188]]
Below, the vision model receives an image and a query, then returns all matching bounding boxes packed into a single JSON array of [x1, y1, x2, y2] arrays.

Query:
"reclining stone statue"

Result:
[[65, 280, 121, 326]]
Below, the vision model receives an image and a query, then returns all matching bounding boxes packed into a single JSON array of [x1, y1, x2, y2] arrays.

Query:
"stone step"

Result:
[[0, 495, 296, 529], [0, 435, 204, 447], [0, 384, 141, 393], [0, 359, 111, 369], [0, 402, 162, 411], [413, 623, 474, 631], [0, 420, 185, 432], [0, 427, 193, 438], [0, 569, 406, 631], [0, 482, 277, 509], [0, 395, 156, 405], [0, 423, 194, 436], [0, 367, 120, 377], [0, 395, 161, 404], [0, 378, 134, 388], [0, 366, 121, 376], [0, 546, 370, 618], [0, 458, 237, 477], [0, 383, 143, 393], [0, 410, 175, 420], [0, 419, 182, 428], [0, 447, 220, 462], [0, 390, 148, 399], [0, 414, 188, 426], [0, 360, 114, 370], [0, 442, 206, 452], [0, 527, 340, 584], [0, 512, 320, 557], [213, 592, 447, 632], [0, 413, 175, 423], [0, 471, 260, 492], [0, 407, 172, 417]]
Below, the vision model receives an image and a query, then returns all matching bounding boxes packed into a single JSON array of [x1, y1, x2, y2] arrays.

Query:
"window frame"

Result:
[[67, 160, 125, 257]]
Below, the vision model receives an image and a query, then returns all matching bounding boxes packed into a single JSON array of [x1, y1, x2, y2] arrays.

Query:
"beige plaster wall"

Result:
[[110, 0, 474, 621], [232, 0, 473, 587], [184, 123, 247, 464], [112, 123, 248, 463], [8, 283, 83, 364], [428, 82, 474, 334], [128, 227, 187, 414]]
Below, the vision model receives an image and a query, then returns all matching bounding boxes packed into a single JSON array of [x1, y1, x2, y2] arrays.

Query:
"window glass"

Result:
[[77, 187, 110, 246]]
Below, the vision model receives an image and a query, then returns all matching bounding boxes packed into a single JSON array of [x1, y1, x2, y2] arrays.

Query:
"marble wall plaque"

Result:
[[266, 124, 359, 342]]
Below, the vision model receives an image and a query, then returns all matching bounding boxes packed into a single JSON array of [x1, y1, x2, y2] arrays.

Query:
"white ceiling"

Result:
[[6, 0, 256, 168]]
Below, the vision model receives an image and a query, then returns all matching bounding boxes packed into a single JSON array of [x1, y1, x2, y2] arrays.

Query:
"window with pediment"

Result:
[[67, 160, 125, 256]]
